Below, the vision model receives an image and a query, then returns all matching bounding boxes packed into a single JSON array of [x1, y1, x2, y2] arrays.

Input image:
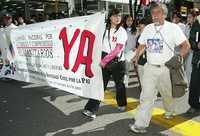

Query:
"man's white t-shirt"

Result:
[[138, 21, 187, 65], [102, 26, 128, 61]]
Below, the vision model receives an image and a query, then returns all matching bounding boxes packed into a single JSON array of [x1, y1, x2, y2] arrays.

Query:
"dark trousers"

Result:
[[84, 61, 127, 112], [189, 65, 200, 109]]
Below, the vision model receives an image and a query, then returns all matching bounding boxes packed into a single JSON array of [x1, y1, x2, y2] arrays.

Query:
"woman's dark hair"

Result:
[[122, 15, 137, 34], [103, 8, 122, 42], [106, 8, 122, 31], [139, 18, 147, 25], [172, 11, 182, 19]]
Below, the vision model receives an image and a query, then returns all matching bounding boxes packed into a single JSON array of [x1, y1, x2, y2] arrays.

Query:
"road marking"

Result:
[[104, 91, 200, 136]]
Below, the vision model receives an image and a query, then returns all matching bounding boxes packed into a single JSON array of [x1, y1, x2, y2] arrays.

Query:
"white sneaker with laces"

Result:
[[82, 110, 96, 119], [129, 124, 147, 133], [118, 106, 126, 112], [164, 112, 173, 119]]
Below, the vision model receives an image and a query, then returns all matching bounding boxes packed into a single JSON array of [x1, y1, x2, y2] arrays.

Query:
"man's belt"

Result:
[[148, 63, 165, 68]]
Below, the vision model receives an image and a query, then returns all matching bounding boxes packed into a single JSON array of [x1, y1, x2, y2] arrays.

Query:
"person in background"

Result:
[[58, 13, 65, 19], [38, 14, 44, 22], [184, 11, 197, 85], [3, 13, 16, 28], [29, 15, 37, 24], [17, 16, 26, 26], [82, 8, 128, 119], [1, 13, 17, 81], [14, 20, 18, 26], [187, 10, 200, 114], [194, 8, 200, 23], [172, 11, 186, 33], [44, 14, 50, 21], [123, 15, 137, 87], [135, 18, 148, 86]]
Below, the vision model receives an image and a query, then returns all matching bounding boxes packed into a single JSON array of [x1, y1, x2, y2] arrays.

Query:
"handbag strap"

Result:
[[102, 28, 123, 59], [153, 24, 176, 55], [154, 25, 185, 64]]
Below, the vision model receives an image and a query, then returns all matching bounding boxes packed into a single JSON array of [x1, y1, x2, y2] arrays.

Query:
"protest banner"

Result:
[[0, 13, 105, 100]]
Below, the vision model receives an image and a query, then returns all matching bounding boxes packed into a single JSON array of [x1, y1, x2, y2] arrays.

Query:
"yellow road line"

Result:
[[104, 91, 200, 136]]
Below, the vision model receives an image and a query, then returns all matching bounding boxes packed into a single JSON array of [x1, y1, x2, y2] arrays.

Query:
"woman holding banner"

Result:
[[82, 8, 128, 119]]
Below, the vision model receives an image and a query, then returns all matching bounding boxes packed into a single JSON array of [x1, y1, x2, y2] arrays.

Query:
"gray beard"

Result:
[[154, 21, 160, 26]]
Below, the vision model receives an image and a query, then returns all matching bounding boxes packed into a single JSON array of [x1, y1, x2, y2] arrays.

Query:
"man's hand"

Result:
[[177, 54, 184, 63], [132, 44, 145, 65], [132, 48, 137, 52], [132, 55, 139, 65], [99, 62, 106, 68], [179, 40, 191, 57]]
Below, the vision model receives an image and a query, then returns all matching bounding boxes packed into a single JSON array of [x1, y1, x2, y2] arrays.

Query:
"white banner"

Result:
[[0, 13, 105, 100]]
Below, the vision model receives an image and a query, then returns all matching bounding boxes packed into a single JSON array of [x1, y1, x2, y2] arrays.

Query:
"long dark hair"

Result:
[[106, 8, 122, 31], [103, 8, 122, 41], [123, 15, 137, 34]]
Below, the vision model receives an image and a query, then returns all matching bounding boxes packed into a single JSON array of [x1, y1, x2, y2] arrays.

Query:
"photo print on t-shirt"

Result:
[[147, 39, 164, 53]]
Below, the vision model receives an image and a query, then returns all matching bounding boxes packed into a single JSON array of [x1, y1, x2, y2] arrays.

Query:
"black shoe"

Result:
[[186, 108, 200, 114]]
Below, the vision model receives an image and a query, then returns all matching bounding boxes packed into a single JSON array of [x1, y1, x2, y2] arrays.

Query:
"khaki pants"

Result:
[[134, 64, 175, 128], [137, 65, 144, 86]]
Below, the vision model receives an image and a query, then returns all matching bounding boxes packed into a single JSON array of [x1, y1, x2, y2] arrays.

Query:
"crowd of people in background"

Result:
[[0, 13, 67, 28]]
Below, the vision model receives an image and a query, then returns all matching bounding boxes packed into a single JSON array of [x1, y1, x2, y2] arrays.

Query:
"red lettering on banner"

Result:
[[72, 30, 95, 78], [59, 27, 80, 69], [59, 27, 95, 78]]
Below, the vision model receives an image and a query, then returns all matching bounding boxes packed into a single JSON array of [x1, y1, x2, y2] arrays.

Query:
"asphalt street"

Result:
[[0, 80, 199, 136]]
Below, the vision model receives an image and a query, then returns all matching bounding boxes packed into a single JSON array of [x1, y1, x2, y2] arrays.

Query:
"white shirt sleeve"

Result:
[[174, 24, 187, 46], [138, 26, 149, 45], [116, 27, 128, 45]]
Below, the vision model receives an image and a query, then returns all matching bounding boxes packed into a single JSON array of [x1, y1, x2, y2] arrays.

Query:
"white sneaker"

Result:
[[164, 112, 173, 119], [129, 124, 147, 133], [82, 110, 96, 119], [118, 106, 126, 112]]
